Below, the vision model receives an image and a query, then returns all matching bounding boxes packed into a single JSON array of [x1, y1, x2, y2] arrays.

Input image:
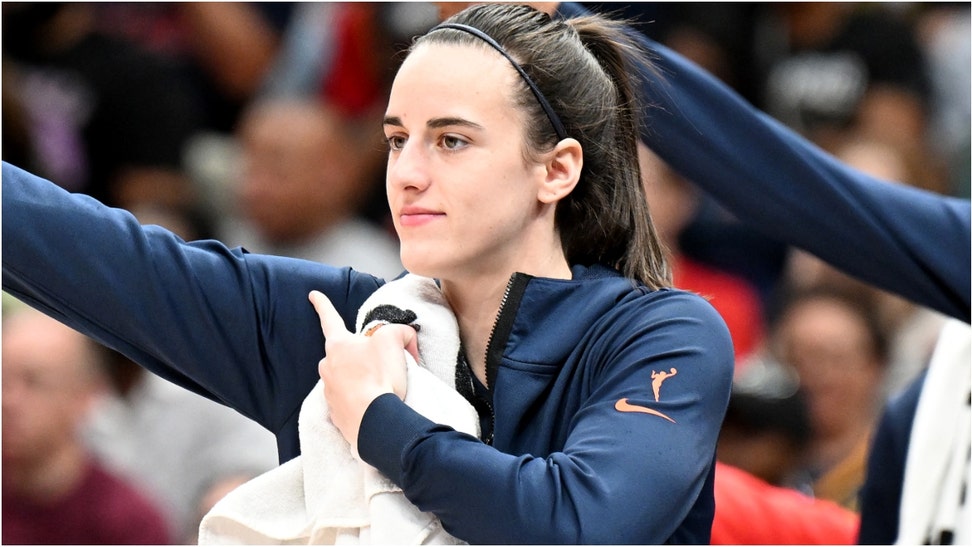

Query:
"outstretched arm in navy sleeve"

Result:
[[557, 2, 970, 322]]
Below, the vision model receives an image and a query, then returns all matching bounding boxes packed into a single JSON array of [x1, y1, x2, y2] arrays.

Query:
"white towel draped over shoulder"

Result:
[[198, 275, 479, 545]]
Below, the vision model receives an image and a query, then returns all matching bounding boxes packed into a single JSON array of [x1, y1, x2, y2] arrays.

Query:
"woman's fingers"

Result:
[[308, 290, 350, 340], [309, 290, 414, 404]]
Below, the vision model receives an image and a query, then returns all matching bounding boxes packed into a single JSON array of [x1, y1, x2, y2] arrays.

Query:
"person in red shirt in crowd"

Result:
[[2, 304, 171, 545], [712, 461, 859, 544]]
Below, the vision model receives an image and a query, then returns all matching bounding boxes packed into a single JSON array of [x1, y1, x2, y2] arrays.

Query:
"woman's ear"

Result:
[[538, 138, 583, 204]]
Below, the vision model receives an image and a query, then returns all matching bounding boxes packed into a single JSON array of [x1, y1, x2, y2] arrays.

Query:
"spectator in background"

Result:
[[751, 3, 931, 152], [90, 2, 292, 134], [771, 286, 889, 511], [785, 132, 950, 401], [2, 305, 171, 545], [185, 4, 433, 271], [219, 97, 403, 280], [716, 357, 812, 488], [639, 143, 765, 366], [85, 2, 295, 233], [250, 3, 439, 231], [711, 331, 863, 546], [83, 349, 280, 543], [711, 460, 859, 545], [0, 2, 205, 219]]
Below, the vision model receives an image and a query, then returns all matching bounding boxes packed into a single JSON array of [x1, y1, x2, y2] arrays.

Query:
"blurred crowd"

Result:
[[2, 2, 969, 544]]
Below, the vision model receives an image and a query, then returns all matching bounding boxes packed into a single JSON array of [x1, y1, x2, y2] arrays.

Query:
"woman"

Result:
[[2, 4, 732, 543]]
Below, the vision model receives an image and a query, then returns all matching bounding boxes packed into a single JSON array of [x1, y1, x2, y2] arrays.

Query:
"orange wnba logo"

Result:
[[615, 367, 678, 423]]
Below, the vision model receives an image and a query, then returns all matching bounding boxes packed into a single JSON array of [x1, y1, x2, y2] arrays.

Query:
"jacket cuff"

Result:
[[357, 393, 434, 486]]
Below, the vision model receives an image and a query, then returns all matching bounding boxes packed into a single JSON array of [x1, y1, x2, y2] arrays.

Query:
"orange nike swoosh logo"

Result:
[[615, 398, 676, 423]]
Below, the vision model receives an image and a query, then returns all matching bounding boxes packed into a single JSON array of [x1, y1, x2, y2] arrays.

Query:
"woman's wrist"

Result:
[[357, 393, 435, 486]]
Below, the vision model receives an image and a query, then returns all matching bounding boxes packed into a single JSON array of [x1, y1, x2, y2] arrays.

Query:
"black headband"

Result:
[[429, 22, 568, 141]]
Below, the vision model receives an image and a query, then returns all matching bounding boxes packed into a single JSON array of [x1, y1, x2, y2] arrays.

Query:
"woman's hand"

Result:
[[309, 290, 416, 448]]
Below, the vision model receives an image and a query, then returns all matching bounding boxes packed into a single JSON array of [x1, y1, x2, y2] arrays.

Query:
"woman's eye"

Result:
[[386, 135, 406, 151], [441, 135, 467, 151]]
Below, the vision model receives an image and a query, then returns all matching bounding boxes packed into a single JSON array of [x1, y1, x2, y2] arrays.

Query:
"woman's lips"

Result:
[[399, 207, 444, 227]]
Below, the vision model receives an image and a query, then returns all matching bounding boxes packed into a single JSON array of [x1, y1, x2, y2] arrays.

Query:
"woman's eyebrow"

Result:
[[382, 115, 484, 131], [427, 117, 483, 131], [383, 115, 404, 128]]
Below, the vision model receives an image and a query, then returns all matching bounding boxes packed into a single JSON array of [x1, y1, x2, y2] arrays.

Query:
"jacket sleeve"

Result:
[[1, 161, 382, 437], [357, 291, 734, 544], [557, 2, 971, 323], [857, 370, 926, 544]]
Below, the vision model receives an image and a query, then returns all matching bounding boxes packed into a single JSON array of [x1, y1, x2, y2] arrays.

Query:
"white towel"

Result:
[[896, 319, 971, 545], [198, 275, 479, 544]]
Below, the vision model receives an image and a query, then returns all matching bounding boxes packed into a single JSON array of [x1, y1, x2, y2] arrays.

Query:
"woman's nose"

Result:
[[387, 140, 430, 192]]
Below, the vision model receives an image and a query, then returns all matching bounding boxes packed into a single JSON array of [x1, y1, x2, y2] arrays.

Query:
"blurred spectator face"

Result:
[[236, 100, 368, 244], [773, 295, 884, 439], [2, 311, 104, 467], [716, 359, 811, 486]]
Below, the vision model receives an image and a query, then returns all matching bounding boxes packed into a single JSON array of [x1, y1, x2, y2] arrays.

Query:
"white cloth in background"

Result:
[[896, 319, 971, 545], [198, 274, 479, 545]]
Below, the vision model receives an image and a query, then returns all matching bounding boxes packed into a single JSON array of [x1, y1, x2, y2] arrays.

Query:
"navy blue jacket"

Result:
[[856, 369, 926, 544], [2, 163, 734, 544]]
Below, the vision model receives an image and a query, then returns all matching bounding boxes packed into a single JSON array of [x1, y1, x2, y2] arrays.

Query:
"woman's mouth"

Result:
[[399, 206, 444, 227]]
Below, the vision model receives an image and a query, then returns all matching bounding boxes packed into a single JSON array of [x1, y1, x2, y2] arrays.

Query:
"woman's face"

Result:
[[383, 42, 553, 281]]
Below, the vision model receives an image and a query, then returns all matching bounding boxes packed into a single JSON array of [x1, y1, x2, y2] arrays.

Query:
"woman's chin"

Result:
[[400, 253, 441, 279]]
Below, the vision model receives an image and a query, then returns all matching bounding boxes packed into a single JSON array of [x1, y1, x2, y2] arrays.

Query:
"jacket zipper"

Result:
[[480, 272, 532, 445]]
